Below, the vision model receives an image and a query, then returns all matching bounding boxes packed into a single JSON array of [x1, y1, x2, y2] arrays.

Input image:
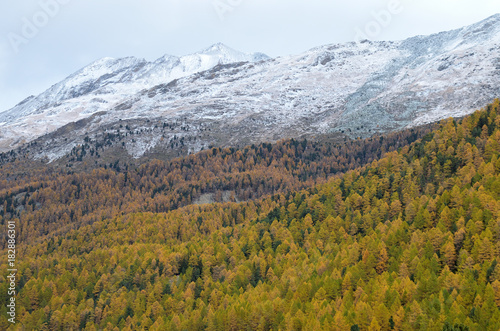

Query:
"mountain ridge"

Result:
[[1, 15, 500, 161], [0, 43, 269, 123]]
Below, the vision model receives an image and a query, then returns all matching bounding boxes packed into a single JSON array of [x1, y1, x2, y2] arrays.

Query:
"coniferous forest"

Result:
[[1, 99, 500, 330]]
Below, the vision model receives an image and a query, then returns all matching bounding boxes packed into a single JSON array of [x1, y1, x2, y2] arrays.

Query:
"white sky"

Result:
[[0, 0, 499, 112]]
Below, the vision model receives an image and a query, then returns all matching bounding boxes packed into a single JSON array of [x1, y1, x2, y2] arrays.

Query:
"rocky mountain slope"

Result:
[[0, 43, 268, 153], [1, 15, 500, 161]]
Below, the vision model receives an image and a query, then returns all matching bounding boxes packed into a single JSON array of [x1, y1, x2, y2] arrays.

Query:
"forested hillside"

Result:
[[0, 126, 429, 245], [1, 100, 500, 330]]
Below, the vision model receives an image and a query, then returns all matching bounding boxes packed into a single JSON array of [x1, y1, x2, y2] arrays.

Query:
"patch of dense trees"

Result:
[[0, 100, 499, 329]]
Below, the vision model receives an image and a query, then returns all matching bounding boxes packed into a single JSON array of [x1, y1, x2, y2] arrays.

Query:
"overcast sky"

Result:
[[0, 0, 499, 112]]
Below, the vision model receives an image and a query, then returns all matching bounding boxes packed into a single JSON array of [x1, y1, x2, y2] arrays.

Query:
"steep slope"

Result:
[[1, 100, 500, 330], [1, 15, 500, 161], [0, 43, 269, 151], [0, 123, 433, 241]]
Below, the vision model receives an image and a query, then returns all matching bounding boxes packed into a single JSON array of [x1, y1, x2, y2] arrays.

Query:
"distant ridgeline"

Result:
[[0, 99, 500, 329]]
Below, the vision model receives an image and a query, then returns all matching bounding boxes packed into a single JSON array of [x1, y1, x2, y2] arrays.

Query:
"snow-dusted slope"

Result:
[[0, 43, 269, 150], [1, 15, 500, 159]]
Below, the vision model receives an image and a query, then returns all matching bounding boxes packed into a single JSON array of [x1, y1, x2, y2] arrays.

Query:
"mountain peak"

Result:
[[200, 42, 233, 53], [153, 53, 179, 64], [197, 43, 270, 62], [92, 56, 115, 63]]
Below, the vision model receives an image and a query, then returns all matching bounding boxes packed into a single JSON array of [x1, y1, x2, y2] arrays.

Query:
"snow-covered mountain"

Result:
[[1, 15, 500, 161], [0, 43, 269, 150]]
